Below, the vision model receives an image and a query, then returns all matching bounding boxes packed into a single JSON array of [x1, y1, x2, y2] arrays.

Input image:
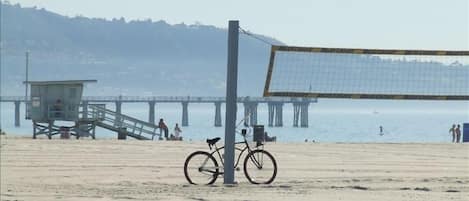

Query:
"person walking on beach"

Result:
[[449, 124, 456, 143], [455, 124, 461, 143], [174, 123, 182, 139], [379, 126, 384, 136], [158, 118, 169, 140]]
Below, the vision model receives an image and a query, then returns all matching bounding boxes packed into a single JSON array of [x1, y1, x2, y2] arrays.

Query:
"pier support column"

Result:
[[293, 101, 310, 127], [274, 103, 283, 127], [14, 101, 21, 127], [268, 103, 275, 127], [300, 102, 310, 127], [243, 102, 258, 126], [214, 102, 222, 127], [115, 101, 122, 115], [251, 102, 258, 126], [148, 101, 156, 124], [115, 101, 122, 127], [82, 101, 89, 119], [293, 103, 300, 127], [182, 102, 189, 127]]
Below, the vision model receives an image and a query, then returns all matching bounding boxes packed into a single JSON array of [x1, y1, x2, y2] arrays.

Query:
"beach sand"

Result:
[[1, 136, 468, 201]]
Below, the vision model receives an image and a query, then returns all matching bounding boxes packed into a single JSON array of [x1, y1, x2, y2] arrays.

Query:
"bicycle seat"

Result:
[[206, 137, 221, 146]]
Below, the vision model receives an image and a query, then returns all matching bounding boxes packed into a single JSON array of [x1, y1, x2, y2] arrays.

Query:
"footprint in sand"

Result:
[[350, 186, 368, 190], [414, 187, 431, 191]]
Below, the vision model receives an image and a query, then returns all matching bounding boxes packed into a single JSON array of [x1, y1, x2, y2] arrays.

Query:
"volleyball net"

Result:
[[263, 45, 469, 100]]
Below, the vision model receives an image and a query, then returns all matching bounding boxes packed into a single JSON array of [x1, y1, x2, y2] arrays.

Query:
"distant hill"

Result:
[[0, 2, 284, 96]]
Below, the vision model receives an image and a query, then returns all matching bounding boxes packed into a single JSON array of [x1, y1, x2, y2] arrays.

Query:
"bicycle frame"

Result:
[[203, 113, 265, 175], [209, 137, 264, 175]]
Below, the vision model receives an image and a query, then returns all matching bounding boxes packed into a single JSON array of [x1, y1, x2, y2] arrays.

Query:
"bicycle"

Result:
[[183, 117, 277, 185]]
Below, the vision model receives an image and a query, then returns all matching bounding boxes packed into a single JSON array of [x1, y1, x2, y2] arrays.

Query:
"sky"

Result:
[[6, 0, 469, 50]]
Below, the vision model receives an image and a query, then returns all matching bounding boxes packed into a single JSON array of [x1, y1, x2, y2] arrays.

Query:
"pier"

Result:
[[1, 96, 316, 128]]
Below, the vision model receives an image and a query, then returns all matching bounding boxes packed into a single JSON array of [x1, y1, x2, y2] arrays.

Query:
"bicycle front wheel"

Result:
[[243, 150, 277, 184], [184, 151, 219, 185]]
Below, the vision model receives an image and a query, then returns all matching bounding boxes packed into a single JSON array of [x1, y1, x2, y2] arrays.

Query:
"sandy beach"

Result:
[[1, 136, 468, 201]]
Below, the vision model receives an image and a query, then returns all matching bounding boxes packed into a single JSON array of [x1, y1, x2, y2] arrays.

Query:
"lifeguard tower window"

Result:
[[69, 88, 77, 98]]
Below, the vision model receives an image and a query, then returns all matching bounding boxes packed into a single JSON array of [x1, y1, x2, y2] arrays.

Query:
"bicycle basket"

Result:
[[253, 125, 265, 143]]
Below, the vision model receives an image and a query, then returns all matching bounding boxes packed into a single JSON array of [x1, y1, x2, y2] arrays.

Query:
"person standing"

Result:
[[379, 126, 384, 136], [174, 123, 182, 140], [455, 124, 461, 143], [449, 124, 456, 143], [158, 118, 169, 140]]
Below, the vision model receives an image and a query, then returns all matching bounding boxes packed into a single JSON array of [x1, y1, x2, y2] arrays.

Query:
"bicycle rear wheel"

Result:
[[184, 151, 219, 185], [243, 150, 277, 184]]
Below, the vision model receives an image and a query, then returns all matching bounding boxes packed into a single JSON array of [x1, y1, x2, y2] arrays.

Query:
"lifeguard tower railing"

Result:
[[86, 104, 160, 140], [47, 104, 80, 121]]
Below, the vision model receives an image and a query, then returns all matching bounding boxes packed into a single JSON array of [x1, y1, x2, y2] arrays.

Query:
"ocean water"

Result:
[[1, 99, 468, 143]]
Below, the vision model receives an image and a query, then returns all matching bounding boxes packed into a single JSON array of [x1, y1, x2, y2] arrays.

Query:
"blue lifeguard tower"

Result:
[[25, 80, 161, 140], [25, 80, 98, 139]]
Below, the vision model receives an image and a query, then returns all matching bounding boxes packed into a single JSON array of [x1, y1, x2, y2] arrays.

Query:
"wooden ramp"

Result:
[[85, 104, 160, 140]]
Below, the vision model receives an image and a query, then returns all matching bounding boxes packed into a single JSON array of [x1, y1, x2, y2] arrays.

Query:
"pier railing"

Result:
[[5, 95, 316, 128], [1, 96, 317, 103]]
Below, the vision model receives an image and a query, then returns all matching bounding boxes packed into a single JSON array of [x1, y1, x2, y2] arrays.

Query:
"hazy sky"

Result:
[[7, 0, 469, 50]]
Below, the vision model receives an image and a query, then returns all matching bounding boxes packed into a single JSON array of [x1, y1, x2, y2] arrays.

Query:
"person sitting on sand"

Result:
[[264, 132, 276, 142], [158, 118, 169, 140], [449, 124, 456, 143], [174, 123, 182, 139], [168, 133, 182, 141]]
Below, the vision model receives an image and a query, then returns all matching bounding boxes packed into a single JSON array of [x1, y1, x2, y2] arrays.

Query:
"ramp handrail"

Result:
[[86, 104, 160, 139]]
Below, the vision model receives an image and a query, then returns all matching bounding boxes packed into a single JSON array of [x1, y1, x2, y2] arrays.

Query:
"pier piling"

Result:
[[243, 102, 258, 126], [148, 101, 156, 124], [182, 102, 189, 127], [14, 101, 21, 127], [214, 102, 222, 127]]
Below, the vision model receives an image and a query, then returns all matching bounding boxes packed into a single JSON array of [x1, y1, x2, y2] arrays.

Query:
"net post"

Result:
[[224, 20, 239, 185]]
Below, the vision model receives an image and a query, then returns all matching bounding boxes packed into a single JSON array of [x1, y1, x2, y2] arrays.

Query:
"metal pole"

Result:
[[224, 20, 239, 184], [0, 4, 2, 133], [25, 51, 29, 118]]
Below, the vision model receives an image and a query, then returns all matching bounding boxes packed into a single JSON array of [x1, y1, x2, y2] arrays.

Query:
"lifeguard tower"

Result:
[[25, 80, 98, 139], [25, 80, 161, 140]]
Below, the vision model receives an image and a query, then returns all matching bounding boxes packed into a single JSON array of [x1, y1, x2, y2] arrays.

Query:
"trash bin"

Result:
[[463, 123, 469, 143], [118, 127, 127, 140], [60, 126, 70, 139], [253, 125, 265, 142]]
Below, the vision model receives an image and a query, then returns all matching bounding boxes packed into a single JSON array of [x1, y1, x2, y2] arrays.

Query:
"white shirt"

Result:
[[174, 126, 182, 137]]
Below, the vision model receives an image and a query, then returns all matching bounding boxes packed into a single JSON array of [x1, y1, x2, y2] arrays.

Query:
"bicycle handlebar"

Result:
[[236, 113, 251, 128]]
